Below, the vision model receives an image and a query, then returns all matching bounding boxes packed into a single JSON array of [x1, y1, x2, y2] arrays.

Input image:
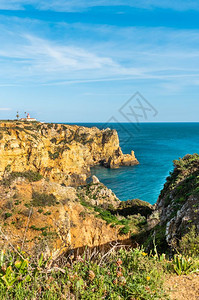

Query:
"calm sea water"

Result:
[[70, 123, 199, 204]]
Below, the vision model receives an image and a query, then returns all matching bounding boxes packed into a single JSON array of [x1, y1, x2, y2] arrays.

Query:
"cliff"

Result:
[[0, 174, 133, 258], [0, 121, 140, 257], [147, 154, 199, 253], [0, 121, 138, 186]]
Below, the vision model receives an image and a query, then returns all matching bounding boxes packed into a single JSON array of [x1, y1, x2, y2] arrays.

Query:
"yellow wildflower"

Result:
[[146, 276, 150, 281]]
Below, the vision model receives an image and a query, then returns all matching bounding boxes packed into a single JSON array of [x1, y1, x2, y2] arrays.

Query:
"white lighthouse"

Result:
[[20, 113, 37, 122]]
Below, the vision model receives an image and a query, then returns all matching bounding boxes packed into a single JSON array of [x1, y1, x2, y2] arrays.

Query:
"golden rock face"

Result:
[[0, 121, 138, 257], [0, 122, 138, 186], [0, 177, 131, 258]]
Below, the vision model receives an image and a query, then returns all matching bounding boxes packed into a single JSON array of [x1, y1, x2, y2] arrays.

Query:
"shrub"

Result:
[[30, 225, 48, 232], [50, 138, 57, 144], [2, 171, 43, 186], [79, 211, 86, 219], [5, 165, 11, 173], [4, 212, 12, 219], [48, 151, 59, 160], [31, 192, 57, 207], [94, 207, 119, 224], [119, 225, 130, 235], [179, 226, 199, 257]]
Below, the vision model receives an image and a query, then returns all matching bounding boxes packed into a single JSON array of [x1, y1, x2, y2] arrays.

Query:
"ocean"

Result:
[[72, 123, 199, 205]]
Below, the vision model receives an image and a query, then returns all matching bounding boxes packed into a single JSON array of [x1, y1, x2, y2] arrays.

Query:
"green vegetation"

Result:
[[43, 211, 51, 216], [78, 188, 150, 236], [79, 198, 131, 234], [1, 246, 198, 299], [171, 254, 197, 276], [2, 171, 43, 186], [48, 151, 60, 160], [0, 247, 171, 300], [48, 147, 66, 160], [74, 132, 92, 145], [5, 165, 11, 173], [178, 226, 199, 257], [160, 153, 199, 201], [102, 129, 113, 145], [4, 213, 12, 220], [30, 225, 48, 232], [79, 211, 86, 220], [31, 192, 57, 207], [143, 225, 168, 254], [151, 154, 199, 254], [119, 225, 130, 235], [50, 138, 57, 144], [79, 195, 146, 235]]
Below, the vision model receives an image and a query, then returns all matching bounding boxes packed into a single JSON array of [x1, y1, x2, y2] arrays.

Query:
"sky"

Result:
[[0, 1, 199, 122]]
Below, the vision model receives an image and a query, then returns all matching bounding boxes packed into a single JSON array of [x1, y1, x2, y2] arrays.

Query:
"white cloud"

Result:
[[0, 32, 121, 83], [1, 20, 199, 88]]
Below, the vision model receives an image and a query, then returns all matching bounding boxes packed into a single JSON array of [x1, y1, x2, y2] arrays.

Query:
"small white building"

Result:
[[20, 113, 37, 122]]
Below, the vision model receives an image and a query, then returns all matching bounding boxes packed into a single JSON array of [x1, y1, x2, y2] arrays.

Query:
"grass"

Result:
[[0, 247, 171, 300], [1, 246, 198, 299]]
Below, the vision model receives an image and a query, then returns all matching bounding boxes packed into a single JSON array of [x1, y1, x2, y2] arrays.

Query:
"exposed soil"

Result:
[[165, 273, 199, 300]]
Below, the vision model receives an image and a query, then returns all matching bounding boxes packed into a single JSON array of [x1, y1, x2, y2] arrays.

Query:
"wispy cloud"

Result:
[[0, 0, 199, 12], [1, 17, 199, 89], [0, 29, 120, 83]]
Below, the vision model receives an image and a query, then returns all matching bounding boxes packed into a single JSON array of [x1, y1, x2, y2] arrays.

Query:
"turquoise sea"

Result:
[[73, 123, 199, 204]]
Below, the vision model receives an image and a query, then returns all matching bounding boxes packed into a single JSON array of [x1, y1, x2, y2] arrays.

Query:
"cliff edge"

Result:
[[147, 153, 199, 253], [0, 121, 139, 257], [0, 121, 138, 186]]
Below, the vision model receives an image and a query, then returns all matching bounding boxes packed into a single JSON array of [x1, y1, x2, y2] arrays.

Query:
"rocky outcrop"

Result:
[[0, 121, 138, 186], [148, 154, 199, 250], [0, 121, 139, 258], [0, 175, 130, 258], [115, 199, 153, 218]]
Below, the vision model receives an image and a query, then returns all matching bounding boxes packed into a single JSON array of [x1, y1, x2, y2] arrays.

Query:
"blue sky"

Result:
[[0, 1, 199, 122]]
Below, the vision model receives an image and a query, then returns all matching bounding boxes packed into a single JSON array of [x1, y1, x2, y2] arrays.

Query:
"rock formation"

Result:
[[148, 154, 199, 251], [0, 121, 139, 257], [0, 121, 138, 186], [4, 122, 198, 257], [0, 175, 131, 258]]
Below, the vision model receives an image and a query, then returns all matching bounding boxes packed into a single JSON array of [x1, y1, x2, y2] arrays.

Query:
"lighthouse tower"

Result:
[[20, 113, 37, 122]]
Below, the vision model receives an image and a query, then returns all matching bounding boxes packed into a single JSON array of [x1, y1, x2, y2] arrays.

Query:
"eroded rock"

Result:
[[0, 122, 138, 186]]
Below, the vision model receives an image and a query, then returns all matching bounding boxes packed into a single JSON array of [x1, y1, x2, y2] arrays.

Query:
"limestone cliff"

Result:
[[0, 175, 131, 258], [0, 121, 138, 186], [147, 154, 199, 252]]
